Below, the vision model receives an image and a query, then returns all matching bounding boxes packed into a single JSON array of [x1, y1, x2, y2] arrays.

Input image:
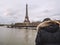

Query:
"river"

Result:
[[0, 26, 37, 45]]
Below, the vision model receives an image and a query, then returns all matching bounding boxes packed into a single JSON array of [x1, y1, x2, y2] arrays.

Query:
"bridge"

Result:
[[7, 22, 40, 30]]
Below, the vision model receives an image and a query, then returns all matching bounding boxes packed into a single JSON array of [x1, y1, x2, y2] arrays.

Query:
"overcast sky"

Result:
[[0, 0, 60, 24]]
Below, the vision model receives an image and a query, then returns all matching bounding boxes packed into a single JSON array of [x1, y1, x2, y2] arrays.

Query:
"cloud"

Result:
[[0, 0, 60, 23]]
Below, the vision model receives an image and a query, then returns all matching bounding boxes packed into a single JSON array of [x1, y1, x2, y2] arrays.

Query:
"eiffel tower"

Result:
[[24, 4, 30, 23]]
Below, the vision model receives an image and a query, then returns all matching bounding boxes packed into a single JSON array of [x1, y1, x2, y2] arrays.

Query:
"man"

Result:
[[35, 20, 60, 45]]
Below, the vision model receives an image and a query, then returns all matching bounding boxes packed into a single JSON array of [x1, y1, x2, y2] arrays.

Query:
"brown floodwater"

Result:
[[0, 26, 37, 45]]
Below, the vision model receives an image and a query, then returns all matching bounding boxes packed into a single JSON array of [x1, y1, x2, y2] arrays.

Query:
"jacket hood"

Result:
[[37, 20, 60, 33]]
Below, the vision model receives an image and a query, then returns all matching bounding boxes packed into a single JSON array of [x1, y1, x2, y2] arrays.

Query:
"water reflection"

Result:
[[0, 26, 37, 45]]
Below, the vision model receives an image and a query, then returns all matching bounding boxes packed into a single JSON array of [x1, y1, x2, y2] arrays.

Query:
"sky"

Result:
[[0, 0, 60, 24]]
